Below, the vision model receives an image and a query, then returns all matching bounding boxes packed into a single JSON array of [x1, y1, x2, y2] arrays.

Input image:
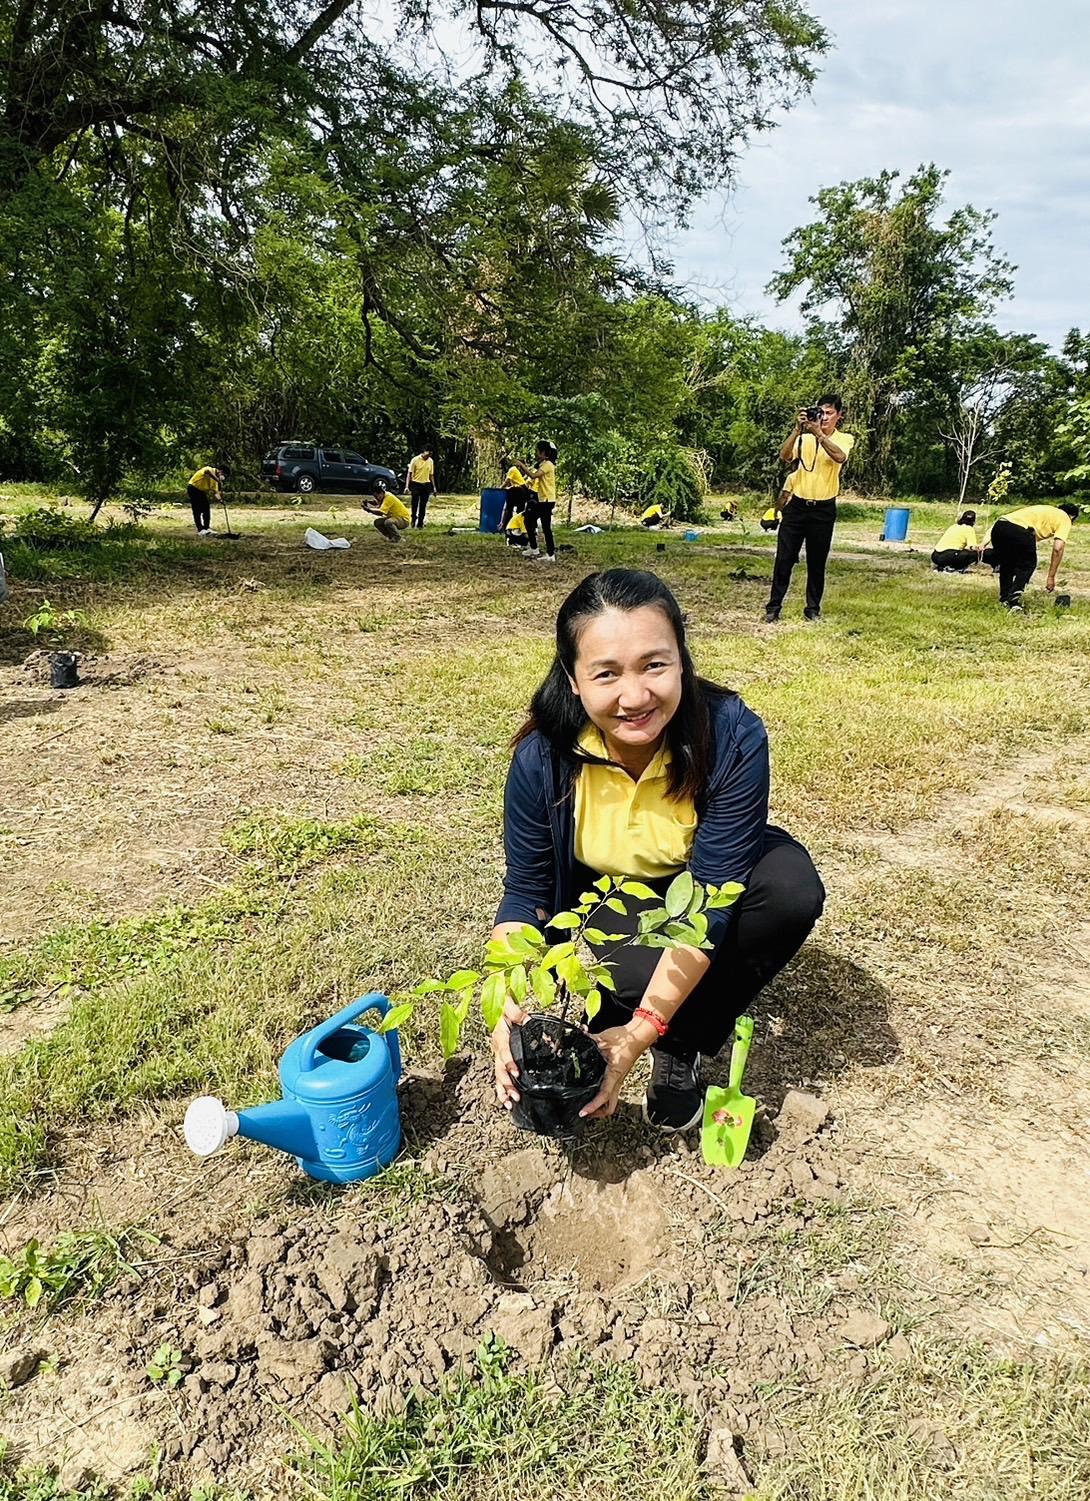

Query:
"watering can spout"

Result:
[[184, 1095, 317, 1162]]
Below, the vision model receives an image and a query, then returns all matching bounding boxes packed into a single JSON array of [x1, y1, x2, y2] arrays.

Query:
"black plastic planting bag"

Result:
[[509, 1016, 607, 1138], [49, 652, 79, 689]]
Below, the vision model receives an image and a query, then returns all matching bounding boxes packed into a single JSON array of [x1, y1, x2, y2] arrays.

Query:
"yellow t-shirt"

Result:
[[189, 466, 220, 492], [762, 507, 782, 524], [505, 466, 528, 488], [790, 430, 854, 502], [507, 511, 527, 535], [573, 726, 697, 880], [408, 455, 434, 484], [533, 459, 557, 503], [640, 504, 664, 523], [936, 523, 977, 551], [380, 493, 411, 523], [1002, 505, 1072, 542]]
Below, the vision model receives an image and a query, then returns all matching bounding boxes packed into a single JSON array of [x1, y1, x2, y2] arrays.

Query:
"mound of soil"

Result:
[[2, 1059, 853, 1493]]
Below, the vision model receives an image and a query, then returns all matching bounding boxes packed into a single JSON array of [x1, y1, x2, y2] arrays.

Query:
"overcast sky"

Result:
[[668, 0, 1090, 351]]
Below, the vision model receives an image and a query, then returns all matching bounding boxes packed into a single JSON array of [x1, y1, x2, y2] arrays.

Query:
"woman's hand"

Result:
[[579, 1020, 657, 1120], [491, 998, 528, 1109]]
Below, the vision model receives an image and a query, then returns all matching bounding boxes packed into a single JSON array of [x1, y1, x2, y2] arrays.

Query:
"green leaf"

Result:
[[532, 966, 556, 1006], [707, 882, 745, 909], [508, 964, 528, 1003], [665, 871, 694, 917], [583, 927, 607, 945], [452, 988, 473, 1024], [480, 972, 507, 1032], [619, 880, 658, 899], [542, 942, 576, 969], [440, 1000, 462, 1060], [594, 875, 612, 892], [446, 969, 480, 990], [579, 890, 600, 904], [413, 978, 448, 996], [591, 965, 617, 991], [548, 912, 581, 930], [638, 906, 670, 931], [557, 954, 589, 991], [604, 897, 628, 915], [633, 933, 673, 949], [24, 1277, 43, 1309], [376, 1002, 414, 1033], [585, 988, 602, 1022], [507, 931, 537, 955]]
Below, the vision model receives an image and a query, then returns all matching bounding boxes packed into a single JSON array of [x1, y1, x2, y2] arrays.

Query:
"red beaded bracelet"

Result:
[[633, 1006, 669, 1038]]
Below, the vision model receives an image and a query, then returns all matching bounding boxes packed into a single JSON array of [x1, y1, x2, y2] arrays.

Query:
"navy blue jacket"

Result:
[[494, 693, 770, 951]]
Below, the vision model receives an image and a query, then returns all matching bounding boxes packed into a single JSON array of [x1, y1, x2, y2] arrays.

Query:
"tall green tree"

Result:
[[767, 164, 1014, 491]]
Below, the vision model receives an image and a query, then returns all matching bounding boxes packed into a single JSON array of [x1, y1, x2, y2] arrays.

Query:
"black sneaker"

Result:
[[643, 1048, 703, 1131], [804, 607, 821, 621], [763, 606, 780, 624]]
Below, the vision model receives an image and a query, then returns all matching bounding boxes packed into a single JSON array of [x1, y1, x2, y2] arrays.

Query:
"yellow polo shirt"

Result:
[[380, 493, 411, 523], [188, 466, 220, 492], [534, 459, 557, 503], [936, 523, 977, 551], [505, 466, 528, 488], [1002, 506, 1072, 542], [573, 727, 696, 880], [790, 430, 854, 501], [640, 504, 664, 523], [408, 454, 434, 484]]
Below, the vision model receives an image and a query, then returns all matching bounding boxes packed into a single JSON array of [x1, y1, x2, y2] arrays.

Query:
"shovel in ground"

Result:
[[701, 1015, 755, 1168]]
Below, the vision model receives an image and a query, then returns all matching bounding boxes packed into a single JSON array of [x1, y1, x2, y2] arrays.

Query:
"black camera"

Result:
[[803, 406, 821, 423]]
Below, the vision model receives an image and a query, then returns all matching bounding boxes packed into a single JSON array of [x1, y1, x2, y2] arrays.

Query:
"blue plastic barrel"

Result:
[[480, 488, 506, 533], [883, 506, 910, 542]]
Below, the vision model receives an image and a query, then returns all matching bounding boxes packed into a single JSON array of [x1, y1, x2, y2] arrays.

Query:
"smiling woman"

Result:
[[490, 569, 826, 1131]]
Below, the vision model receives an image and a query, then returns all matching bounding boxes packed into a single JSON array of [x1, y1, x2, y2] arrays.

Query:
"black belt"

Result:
[[793, 497, 837, 505]]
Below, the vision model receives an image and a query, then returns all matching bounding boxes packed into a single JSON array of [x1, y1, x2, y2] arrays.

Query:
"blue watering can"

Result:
[[183, 994, 402, 1183]]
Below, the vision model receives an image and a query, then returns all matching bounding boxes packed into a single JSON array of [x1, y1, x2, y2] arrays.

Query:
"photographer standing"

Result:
[[764, 396, 853, 623]]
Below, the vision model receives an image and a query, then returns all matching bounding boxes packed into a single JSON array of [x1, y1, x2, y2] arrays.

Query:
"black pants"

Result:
[[583, 827, 825, 1059], [187, 484, 211, 532], [409, 482, 432, 527], [525, 500, 556, 556], [991, 518, 1037, 603], [767, 500, 837, 613], [500, 485, 533, 532], [931, 548, 977, 571]]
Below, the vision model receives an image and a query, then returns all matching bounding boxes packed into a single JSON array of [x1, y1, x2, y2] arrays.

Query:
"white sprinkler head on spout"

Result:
[[184, 1096, 240, 1157]]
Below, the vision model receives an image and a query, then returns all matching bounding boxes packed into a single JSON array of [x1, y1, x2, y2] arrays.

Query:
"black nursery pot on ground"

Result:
[[509, 1015, 607, 1138], [49, 652, 79, 689]]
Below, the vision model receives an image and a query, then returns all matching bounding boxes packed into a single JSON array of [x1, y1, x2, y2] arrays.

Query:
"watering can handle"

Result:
[[297, 993, 400, 1077]]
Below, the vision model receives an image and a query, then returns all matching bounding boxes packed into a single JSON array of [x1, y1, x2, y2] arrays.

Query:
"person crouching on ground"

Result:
[[406, 449, 435, 529], [489, 567, 825, 1130], [764, 396, 854, 623], [522, 441, 559, 563], [187, 464, 228, 536], [931, 510, 981, 572], [989, 502, 1079, 610], [640, 503, 666, 529], [499, 456, 535, 535], [362, 480, 410, 543]]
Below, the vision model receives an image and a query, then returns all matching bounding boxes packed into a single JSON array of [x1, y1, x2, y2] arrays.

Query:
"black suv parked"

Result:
[[261, 444, 399, 495]]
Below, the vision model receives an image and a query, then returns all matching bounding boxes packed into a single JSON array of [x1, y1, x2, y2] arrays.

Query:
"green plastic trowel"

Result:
[[701, 1015, 756, 1168]]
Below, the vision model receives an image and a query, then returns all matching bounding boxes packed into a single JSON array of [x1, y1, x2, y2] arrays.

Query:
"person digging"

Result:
[[362, 480, 411, 543], [186, 464, 229, 536], [490, 567, 825, 1131]]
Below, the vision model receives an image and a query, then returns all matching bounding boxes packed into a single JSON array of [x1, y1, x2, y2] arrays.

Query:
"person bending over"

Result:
[[499, 456, 535, 534], [989, 502, 1079, 610], [362, 480, 410, 543], [764, 397, 854, 623], [522, 441, 559, 563], [640, 503, 666, 529], [490, 568, 825, 1130], [187, 465, 228, 536], [931, 510, 980, 572]]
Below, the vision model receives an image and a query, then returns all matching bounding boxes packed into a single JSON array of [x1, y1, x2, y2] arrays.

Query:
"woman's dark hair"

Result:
[[536, 440, 559, 463], [516, 569, 730, 802], [958, 510, 977, 526], [1059, 502, 1080, 519]]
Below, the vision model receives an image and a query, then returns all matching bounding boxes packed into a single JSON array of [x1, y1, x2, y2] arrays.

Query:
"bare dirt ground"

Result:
[[2, 506, 1089, 1496]]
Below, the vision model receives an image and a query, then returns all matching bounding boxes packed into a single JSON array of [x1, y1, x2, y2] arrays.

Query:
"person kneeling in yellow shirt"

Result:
[[931, 510, 980, 572], [362, 480, 410, 543]]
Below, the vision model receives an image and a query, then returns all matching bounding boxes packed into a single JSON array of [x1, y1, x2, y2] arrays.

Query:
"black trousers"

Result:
[[187, 484, 211, 532], [931, 548, 977, 571], [526, 499, 556, 556], [583, 827, 825, 1059], [500, 485, 533, 532], [409, 482, 432, 527], [991, 518, 1037, 602], [767, 500, 837, 613]]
